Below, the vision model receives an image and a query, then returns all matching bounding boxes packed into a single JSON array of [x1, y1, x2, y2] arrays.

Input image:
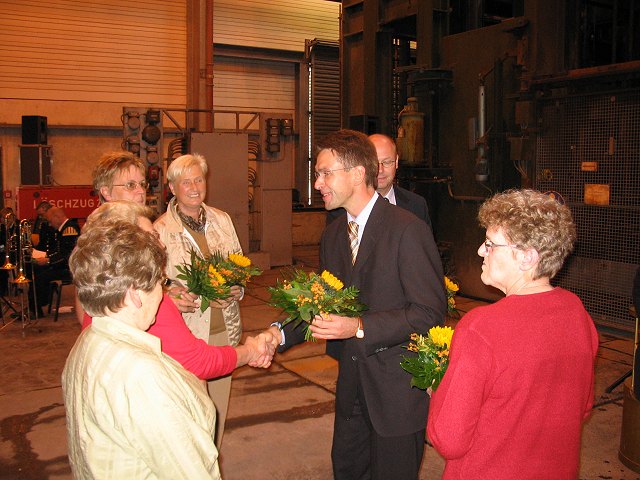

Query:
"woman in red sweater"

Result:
[[427, 189, 598, 479]]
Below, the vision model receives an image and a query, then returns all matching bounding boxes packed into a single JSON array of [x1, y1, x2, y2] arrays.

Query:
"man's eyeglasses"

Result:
[[313, 167, 352, 179], [112, 180, 149, 191], [378, 159, 395, 169], [483, 239, 518, 251]]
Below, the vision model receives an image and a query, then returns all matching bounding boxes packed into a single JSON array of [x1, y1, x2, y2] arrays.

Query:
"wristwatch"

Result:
[[355, 317, 364, 339]]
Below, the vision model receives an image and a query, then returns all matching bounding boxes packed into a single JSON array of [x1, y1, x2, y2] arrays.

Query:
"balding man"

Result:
[[327, 133, 432, 228]]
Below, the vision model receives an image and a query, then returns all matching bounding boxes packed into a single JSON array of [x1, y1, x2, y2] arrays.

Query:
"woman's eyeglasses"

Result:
[[112, 180, 149, 191], [483, 239, 518, 251]]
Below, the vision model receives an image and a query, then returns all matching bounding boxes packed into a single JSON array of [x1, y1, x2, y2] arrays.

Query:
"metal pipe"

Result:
[[205, 0, 214, 132], [447, 182, 486, 202], [478, 82, 485, 157], [475, 81, 488, 182]]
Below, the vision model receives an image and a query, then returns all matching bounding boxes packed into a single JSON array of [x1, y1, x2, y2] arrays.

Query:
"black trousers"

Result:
[[28, 264, 70, 312], [331, 386, 425, 480]]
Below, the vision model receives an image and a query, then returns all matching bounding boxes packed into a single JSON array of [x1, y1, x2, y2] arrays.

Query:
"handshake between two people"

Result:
[[167, 283, 285, 369], [235, 329, 282, 369]]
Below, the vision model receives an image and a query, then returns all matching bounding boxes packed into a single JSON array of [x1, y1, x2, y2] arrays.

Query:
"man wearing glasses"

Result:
[[272, 130, 445, 479], [328, 133, 431, 228]]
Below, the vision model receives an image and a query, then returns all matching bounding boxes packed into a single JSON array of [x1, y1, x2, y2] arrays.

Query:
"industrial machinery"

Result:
[[340, 0, 640, 332]]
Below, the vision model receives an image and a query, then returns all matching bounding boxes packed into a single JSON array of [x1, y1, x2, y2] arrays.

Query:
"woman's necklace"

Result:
[[508, 279, 552, 296]]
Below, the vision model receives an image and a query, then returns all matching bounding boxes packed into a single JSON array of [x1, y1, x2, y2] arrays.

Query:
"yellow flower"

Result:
[[321, 270, 344, 290], [208, 265, 226, 286], [445, 276, 459, 293], [228, 253, 252, 268], [428, 325, 454, 348]]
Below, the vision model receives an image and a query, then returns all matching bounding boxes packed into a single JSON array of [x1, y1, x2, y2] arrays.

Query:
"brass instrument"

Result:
[[1, 212, 16, 270], [12, 219, 32, 284]]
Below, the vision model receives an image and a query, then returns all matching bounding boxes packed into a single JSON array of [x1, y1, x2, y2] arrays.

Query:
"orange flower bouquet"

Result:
[[176, 250, 261, 312], [268, 269, 366, 341]]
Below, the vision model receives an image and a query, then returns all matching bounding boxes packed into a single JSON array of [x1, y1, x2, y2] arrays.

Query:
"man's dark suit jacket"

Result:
[[326, 185, 432, 229], [48, 218, 80, 272], [284, 196, 445, 437]]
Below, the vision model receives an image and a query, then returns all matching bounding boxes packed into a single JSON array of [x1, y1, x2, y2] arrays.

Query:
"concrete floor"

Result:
[[0, 245, 639, 480]]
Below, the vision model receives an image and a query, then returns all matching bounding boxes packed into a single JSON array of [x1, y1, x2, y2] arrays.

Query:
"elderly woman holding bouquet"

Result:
[[427, 189, 598, 479], [154, 153, 245, 446]]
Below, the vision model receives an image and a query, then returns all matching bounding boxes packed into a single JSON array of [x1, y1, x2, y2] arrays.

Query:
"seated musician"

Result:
[[28, 206, 80, 318]]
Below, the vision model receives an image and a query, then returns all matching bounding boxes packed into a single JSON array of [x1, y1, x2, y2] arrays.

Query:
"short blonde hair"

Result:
[[478, 189, 576, 279], [93, 151, 145, 203], [70, 222, 166, 317], [167, 153, 208, 185]]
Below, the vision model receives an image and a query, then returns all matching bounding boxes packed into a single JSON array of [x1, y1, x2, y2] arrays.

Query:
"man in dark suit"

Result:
[[31, 201, 56, 254], [29, 206, 80, 317], [271, 130, 446, 479], [327, 133, 431, 229]]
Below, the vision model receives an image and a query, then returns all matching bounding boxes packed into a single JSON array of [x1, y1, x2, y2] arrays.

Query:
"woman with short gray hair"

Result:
[[428, 189, 598, 478], [154, 152, 245, 447], [63, 221, 220, 479]]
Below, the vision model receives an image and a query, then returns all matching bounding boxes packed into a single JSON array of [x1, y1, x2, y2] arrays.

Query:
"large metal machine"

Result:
[[341, 0, 640, 332]]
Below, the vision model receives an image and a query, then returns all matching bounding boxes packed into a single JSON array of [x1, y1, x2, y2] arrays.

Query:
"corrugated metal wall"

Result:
[[213, 0, 339, 52], [309, 42, 340, 207], [0, 0, 187, 106], [210, 0, 339, 132], [212, 57, 296, 113]]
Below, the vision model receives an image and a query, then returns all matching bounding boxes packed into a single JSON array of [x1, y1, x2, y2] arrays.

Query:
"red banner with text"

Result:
[[16, 186, 99, 222]]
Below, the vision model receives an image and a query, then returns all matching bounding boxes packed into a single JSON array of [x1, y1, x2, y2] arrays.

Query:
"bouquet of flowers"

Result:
[[176, 250, 262, 312], [211, 251, 262, 287], [445, 276, 460, 317], [400, 325, 454, 392], [268, 269, 367, 341]]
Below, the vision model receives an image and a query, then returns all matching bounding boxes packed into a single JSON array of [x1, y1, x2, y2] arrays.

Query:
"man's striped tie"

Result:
[[348, 221, 359, 265]]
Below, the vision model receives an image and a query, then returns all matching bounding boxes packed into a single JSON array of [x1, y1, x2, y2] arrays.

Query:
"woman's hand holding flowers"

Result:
[[209, 285, 243, 309], [167, 284, 199, 313], [176, 251, 260, 312]]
